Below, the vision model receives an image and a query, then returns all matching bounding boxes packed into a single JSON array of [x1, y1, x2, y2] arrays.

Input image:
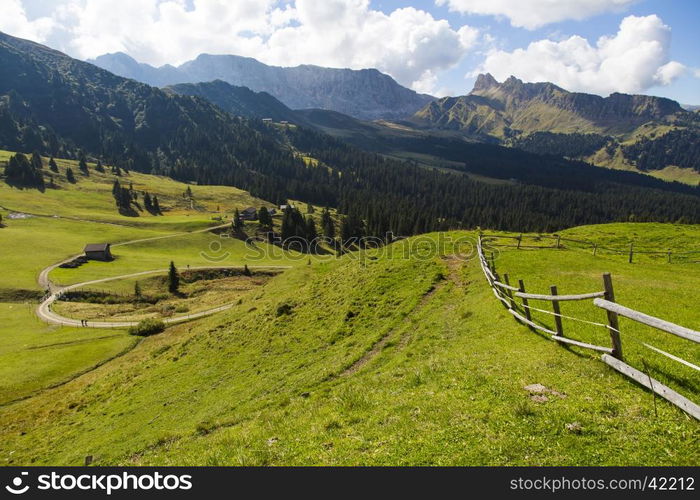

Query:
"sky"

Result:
[[2, 0, 699, 103]]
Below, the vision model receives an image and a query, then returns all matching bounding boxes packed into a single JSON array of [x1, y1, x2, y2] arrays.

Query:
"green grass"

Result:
[[0, 303, 134, 405], [0, 150, 293, 410], [0, 149, 272, 228], [486, 236, 699, 405], [1, 229, 697, 466], [0, 216, 168, 290]]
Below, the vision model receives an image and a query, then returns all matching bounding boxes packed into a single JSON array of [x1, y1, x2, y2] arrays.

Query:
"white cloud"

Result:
[[437, 0, 637, 30], [0, 0, 54, 41], [1, 0, 478, 94], [474, 15, 686, 95]]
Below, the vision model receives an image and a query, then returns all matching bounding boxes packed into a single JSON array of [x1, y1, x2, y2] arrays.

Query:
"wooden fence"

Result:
[[485, 233, 700, 264], [477, 234, 700, 420]]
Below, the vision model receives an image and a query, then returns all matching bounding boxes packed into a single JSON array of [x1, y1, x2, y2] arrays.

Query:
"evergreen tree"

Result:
[[66, 167, 76, 183], [168, 261, 179, 294], [143, 192, 153, 213], [321, 208, 335, 238], [95, 160, 105, 173], [306, 203, 315, 214], [305, 216, 317, 241], [48, 157, 58, 173], [233, 208, 244, 230], [31, 151, 43, 170], [79, 155, 89, 176], [152, 195, 161, 215], [134, 281, 142, 299], [5, 153, 44, 190], [258, 206, 273, 228]]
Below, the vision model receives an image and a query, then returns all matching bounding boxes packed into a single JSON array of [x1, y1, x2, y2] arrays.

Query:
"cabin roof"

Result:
[[84, 243, 110, 252]]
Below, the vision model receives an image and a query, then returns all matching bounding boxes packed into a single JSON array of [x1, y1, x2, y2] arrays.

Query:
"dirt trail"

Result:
[[340, 254, 465, 377]]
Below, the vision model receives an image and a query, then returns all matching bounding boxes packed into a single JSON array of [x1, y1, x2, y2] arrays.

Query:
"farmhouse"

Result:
[[240, 207, 258, 220], [83, 243, 113, 261]]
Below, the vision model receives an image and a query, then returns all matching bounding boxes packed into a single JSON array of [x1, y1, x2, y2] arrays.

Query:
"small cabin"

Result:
[[262, 118, 273, 123], [83, 243, 113, 261], [240, 207, 258, 220]]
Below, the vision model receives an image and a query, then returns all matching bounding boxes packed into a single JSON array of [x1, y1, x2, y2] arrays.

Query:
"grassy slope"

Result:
[[0, 150, 272, 228], [1, 229, 697, 466], [0, 151, 299, 405], [487, 223, 700, 404]]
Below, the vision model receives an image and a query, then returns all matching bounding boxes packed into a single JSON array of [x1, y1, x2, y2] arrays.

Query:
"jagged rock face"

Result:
[[90, 52, 434, 120], [413, 74, 686, 136]]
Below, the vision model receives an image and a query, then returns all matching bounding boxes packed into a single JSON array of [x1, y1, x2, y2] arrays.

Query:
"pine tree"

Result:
[[31, 151, 43, 170], [233, 208, 243, 230], [152, 195, 161, 215], [306, 203, 315, 214], [305, 216, 317, 241], [321, 208, 335, 238], [48, 157, 58, 173], [79, 155, 89, 176], [168, 261, 179, 294], [5, 153, 44, 190], [134, 281, 142, 299], [143, 192, 153, 213], [66, 167, 76, 183], [95, 160, 105, 173], [258, 206, 273, 228]]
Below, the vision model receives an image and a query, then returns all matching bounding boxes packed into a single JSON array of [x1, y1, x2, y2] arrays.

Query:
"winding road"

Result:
[[37, 266, 289, 328], [34, 220, 289, 329]]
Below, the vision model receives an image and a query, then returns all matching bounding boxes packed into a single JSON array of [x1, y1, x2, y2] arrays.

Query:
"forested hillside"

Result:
[[2, 31, 700, 236]]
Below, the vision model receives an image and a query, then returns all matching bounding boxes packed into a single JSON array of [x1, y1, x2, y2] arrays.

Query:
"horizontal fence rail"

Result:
[[481, 233, 700, 264], [594, 299, 700, 344], [477, 234, 700, 421]]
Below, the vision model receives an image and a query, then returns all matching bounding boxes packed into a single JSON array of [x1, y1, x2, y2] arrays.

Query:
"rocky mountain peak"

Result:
[[471, 73, 499, 92]]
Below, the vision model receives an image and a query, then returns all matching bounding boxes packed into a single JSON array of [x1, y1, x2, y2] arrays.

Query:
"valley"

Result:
[[0, 25, 698, 470]]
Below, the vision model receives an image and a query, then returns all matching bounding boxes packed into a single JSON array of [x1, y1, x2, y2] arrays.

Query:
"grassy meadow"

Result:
[[483, 223, 700, 405], [0, 229, 697, 466], [0, 150, 306, 407]]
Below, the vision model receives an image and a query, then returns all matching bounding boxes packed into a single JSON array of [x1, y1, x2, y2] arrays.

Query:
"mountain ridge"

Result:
[[90, 52, 434, 120], [414, 73, 687, 136]]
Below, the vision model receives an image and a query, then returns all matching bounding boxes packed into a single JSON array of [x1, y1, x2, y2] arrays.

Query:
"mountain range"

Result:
[[410, 74, 700, 177], [414, 73, 686, 136], [90, 52, 433, 120], [1, 30, 699, 234]]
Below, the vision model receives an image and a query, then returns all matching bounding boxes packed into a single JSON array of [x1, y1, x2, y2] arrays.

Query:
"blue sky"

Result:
[[376, 0, 700, 103], [3, 0, 699, 103]]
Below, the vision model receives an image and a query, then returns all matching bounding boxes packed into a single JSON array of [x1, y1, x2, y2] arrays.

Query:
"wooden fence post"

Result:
[[593, 243, 598, 257], [490, 251, 495, 271], [602, 273, 623, 360], [518, 279, 531, 321], [503, 274, 516, 309], [628, 243, 634, 264], [550, 285, 564, 337], [667, 250, 671, 264], [517, 234, 522, 250], [556, 235, 561, 249]]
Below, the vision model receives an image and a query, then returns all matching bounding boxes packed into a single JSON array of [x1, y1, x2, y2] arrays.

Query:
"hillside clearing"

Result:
[[0, 230, 697, 466]]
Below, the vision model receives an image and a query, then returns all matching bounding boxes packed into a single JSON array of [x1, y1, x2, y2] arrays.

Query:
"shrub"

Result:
[[128, 318, 166, 337]]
